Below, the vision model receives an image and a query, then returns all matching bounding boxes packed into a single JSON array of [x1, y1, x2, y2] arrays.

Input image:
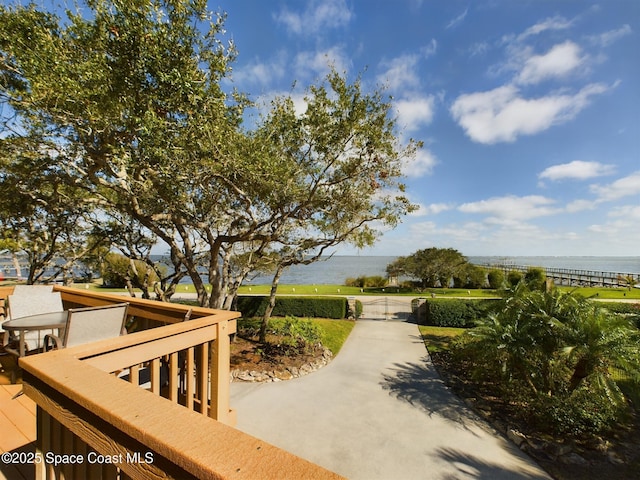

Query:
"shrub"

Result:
[[269, 316, 323, 350], [345, 275, 387, 288], [603, 302, 640, 328], [236, 296, 348, 319], [487, 269, 504, 289], [531, 383, 627, 436], [425, 299, 496, 328], [506, 270, 523, 287], [524, 267, 546, 291], [454, 287, 640, 437]]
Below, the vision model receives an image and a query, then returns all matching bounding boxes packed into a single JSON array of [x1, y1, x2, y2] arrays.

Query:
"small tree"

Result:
[[524, 267, 546, 291], [487, 269, 505, 289], [387, 248, 468, 288]]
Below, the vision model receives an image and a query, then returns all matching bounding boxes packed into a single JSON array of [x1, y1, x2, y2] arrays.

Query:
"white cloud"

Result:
[[516, 41, 586, 85], [294, 47, 349, 80], [395, 96, 435, 132], [539, 160, 616, 181], [421, 39, 438, 58], [609, 204, 640, 220], [588, 24, 632, 47], [450, 82, 613, 144], [445, 8, 468, 29], [274, 0, 353, 35], [458, 195, 560, 222], [402, 148, 437, 178], [590, 171, 640, 201], [409, 202, 453, 217], [377, 54, 421, 91], [232, 52, 287, 86], [517, 15, 574, 41], [565, 199, 597, 213], [377, 43, 436, 91]]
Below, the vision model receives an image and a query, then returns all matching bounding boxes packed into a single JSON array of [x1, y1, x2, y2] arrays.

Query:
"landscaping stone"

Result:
[[231, 348, 333, 382]]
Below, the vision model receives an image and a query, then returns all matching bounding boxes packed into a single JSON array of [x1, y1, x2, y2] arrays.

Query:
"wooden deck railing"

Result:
[[17, 286, 342, 480]]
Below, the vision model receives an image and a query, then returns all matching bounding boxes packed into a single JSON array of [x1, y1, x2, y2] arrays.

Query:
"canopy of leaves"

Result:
[[0, 0, 418, 307], [387, 248, 468, 288]]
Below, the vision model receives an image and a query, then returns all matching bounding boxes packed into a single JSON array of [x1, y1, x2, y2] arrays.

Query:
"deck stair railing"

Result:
[[16, 285, 342, 480]]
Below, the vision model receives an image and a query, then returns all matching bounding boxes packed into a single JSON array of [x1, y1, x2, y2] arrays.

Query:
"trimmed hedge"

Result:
[[236, 296, 348, 319], [424, 299, 498, 328]]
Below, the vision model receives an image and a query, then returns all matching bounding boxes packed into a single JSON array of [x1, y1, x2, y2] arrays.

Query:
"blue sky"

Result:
[[216, 0, 639, 257]]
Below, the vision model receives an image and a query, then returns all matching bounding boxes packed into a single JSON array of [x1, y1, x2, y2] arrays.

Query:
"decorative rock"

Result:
[[231, 348, 334, 382], [507, 428, 527, 447], [560, 453, 588, 466], [607, 451, 625, 465]]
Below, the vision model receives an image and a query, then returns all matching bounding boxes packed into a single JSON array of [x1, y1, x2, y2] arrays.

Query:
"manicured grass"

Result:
[[238, 284, 409, 295], [557, 286, 640, 300], [74, 281, 640, 301], [235, 316, 355, 356], [418, 325, 466, 354], [314, 318, 356, 355]]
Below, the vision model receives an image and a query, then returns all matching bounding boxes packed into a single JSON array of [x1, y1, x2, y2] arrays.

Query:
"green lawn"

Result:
[[314, 318, 356, 355], [75, 281, 640, 301], [557, 286, 640, 300], [418, 325, 466, 354]]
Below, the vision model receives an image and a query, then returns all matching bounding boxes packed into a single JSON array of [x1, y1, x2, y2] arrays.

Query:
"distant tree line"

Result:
[[386, 248, 548, 290]]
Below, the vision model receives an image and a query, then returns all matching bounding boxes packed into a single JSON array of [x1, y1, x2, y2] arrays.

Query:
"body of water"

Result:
[[3, 254, 638, 286], [247, 255, 640, 286]]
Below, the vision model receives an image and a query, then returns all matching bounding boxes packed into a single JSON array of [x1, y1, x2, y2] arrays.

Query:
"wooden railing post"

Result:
[[210, 320, 234, 425]]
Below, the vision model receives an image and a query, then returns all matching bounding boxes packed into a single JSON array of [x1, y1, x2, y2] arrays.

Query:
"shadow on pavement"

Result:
[[380, 357, 484, 429], [435, 447, 550, 480]]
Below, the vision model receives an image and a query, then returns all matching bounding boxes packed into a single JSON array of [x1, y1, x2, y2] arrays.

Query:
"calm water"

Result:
[[5, 255, 637, 285], [247, 255, 640, 285]]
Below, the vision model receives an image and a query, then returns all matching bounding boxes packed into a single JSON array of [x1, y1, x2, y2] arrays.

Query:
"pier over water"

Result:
[[477, 263, 640, 288]]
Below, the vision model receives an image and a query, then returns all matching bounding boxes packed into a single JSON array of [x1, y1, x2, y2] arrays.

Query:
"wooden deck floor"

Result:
[[0, 373, 36, 480]]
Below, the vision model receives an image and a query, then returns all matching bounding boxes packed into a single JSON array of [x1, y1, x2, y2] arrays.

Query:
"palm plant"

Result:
[[456, 284, 640, 435]]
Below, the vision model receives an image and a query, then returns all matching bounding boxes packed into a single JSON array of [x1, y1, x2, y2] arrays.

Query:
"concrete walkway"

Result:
[[231, 318, 551, 480]]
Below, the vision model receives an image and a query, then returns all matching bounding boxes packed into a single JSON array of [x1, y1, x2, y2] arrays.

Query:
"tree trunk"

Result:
[[568, 357, 590, 392], [12, 253, 22, 280], [260, 265, 285, 343]]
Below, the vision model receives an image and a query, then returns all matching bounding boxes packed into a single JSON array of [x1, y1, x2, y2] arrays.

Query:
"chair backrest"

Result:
[[63, 303, 129, 348], [7, 286, 62, 320]]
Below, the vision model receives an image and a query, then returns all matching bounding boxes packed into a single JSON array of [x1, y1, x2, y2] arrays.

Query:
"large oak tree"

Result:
[[1, 0, 419, 307]]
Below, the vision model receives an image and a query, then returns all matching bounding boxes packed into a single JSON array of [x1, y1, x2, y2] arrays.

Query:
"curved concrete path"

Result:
[[230, 318, 551, 480]]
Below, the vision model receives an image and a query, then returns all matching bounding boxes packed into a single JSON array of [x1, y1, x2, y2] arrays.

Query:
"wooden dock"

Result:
[[478, 263, 640, 288]]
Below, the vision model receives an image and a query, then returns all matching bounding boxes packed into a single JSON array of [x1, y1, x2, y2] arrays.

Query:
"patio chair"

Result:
[[44, 303, 129, 350], [4, 286, 64, 352]]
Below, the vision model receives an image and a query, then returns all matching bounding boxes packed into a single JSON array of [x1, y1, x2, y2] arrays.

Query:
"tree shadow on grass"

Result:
[[435, 446, 550, 480], [380, 356, 487, 431]]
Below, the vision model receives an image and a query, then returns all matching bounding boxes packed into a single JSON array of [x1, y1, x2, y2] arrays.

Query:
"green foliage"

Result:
[[455, 286, 640, 437], [345, 275, 387, 288], [531, 383, 627, 436], [603, 302, 640, 328], [524, 267, 547, 291], [236, 296, 347, 319], [425, 299, 496, 328], [506, 270, 523, 287], [100, 252, 159, 289], [1, 1, 417, 308], [487, 269, 505, 289], [453, 264, 486, 289], [388, 247, 469, 288], [269, 317, 323, 350]]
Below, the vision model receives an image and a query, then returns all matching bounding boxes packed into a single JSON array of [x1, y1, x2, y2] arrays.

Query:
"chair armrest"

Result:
[[43, 334, 63, 351]]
